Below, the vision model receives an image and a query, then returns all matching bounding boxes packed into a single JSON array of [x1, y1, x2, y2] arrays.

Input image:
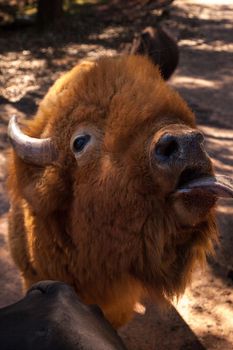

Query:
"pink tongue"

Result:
[[176, 175, 233, 198]]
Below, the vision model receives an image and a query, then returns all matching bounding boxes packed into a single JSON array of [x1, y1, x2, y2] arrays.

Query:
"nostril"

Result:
[[155, 134, 179, 161]]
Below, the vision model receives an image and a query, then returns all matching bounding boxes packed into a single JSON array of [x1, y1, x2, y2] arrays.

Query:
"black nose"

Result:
[[155, 131, 204, 163]]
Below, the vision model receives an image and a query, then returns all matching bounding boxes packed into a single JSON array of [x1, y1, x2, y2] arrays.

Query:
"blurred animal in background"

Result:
[[7, 54, 233, 328], [130, 26, 179, 80]]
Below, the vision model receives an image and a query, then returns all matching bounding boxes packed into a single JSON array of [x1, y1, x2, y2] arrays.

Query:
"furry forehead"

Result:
[[41, 55, 195, 143]]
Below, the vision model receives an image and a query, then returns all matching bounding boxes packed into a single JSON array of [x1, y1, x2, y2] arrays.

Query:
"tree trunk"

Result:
[[37, 0, 64, 29]]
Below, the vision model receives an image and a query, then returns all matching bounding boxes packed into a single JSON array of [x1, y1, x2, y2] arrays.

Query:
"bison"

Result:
[[7, 55, 233, 328]]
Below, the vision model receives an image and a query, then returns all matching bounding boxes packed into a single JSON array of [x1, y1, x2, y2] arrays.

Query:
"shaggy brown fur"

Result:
[[8, 55, 218, 328]]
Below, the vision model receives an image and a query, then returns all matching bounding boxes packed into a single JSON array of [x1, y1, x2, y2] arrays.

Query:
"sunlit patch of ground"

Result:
[[185, 0, 232, 4], [175, 263, 233, 349]]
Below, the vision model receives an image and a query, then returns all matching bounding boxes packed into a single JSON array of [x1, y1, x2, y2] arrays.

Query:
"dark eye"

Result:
[[72, 135, 91, 153]]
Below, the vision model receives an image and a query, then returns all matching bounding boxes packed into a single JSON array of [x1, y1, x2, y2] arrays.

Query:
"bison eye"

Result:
[[72, 135, 91, 153]]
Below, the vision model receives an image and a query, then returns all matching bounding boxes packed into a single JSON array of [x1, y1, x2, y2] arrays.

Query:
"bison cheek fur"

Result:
[[8, 147, 218, 328], [69, 150, 218, 324], [7, 56, 219, 328], [70, 156, 218, 301]]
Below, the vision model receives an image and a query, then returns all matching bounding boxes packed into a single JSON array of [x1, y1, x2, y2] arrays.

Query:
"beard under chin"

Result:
[[133, 210, 218, 302]]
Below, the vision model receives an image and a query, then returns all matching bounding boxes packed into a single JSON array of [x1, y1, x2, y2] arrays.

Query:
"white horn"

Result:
[[8, 115, 58, 166]]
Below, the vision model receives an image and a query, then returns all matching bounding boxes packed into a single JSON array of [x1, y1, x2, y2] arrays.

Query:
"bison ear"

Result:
[[130, 26, 179, 80]]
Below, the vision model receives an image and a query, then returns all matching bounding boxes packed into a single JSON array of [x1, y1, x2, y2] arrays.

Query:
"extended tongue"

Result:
[[176, 175, 233, 199]]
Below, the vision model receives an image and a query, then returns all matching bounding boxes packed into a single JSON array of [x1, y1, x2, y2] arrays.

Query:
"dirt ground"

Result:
[[0, 0, 232, 349]]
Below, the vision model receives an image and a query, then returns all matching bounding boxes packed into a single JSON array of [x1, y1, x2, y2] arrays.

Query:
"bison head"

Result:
[[8, 56, 233, 327]]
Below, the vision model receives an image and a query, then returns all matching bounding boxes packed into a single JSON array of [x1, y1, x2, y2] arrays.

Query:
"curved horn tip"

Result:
[[8, 115, 58, 166]]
